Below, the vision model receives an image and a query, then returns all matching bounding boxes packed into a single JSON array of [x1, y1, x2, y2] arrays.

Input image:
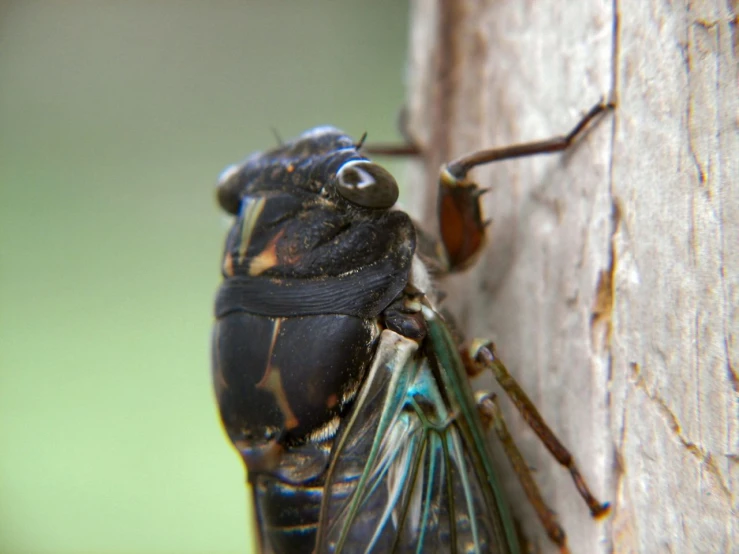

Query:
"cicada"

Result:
[[211, 102, 612, 554]]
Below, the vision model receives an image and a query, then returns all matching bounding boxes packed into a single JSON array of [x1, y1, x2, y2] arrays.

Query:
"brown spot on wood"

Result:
[[590, 264, 615, 353], [591, 267, 614, 335], [591, 202, 620, 348], [434, 0, 465, 165]]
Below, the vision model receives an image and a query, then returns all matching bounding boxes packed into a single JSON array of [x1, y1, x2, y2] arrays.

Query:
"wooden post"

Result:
[[405, 1, 738, 552]]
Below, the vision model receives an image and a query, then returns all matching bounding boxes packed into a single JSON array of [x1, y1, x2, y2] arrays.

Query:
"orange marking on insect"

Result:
[[256, 368, 299, 430], [326, 393, 338, 409], [222, 252, 234, 277], [235, 438, 283, 473], [286, 163, 295, 173], [213, 365, 229, 398], [255, 319, 299, 430], [249, 229, 285, 276]]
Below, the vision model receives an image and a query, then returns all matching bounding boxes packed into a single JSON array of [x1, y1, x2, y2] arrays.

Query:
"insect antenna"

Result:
[[354, 131, 368, 150], [270, 127, 284, 146]]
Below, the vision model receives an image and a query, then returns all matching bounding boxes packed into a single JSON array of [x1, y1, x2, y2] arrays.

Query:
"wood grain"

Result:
[[405, 1, 738, 552]]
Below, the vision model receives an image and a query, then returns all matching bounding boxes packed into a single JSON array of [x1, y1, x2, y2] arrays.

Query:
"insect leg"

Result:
[[476, 391, 569, 554], [444, 99, 614, 180], [437, 99, 614, 272], [464, 339, 611, 519], [359, 142, 421, 157], [367, 99, 614, 274]]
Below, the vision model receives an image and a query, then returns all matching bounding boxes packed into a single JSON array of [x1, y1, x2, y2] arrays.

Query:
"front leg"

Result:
[[437, 168, 489, 271], [437, 99, 613, 272], [364, 99, 613, 273]]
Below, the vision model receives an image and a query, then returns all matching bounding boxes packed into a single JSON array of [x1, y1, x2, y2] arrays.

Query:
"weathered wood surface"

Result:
[[405, 1, 738, 552]]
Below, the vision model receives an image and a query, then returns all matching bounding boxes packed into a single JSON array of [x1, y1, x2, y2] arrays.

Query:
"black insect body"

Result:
[[212, 106, 612, 554]]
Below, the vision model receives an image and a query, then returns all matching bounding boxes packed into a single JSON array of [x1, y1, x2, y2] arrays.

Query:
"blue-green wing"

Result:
[[314, 312, 520, 554]]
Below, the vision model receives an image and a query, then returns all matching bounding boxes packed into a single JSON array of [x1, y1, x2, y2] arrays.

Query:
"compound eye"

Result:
[[336, 160, 399, 209], [216, 163, 243, 215]]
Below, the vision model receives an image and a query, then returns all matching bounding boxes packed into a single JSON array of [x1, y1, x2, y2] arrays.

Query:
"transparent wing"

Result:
[[314, 315, 519, 554]]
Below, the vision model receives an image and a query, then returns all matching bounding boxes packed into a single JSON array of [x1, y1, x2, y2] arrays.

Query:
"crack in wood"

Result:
[[627, 362, 734, 500]]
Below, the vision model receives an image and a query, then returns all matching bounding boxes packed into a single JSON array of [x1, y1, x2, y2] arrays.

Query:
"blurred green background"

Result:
[[0, 2, 409, 553]]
